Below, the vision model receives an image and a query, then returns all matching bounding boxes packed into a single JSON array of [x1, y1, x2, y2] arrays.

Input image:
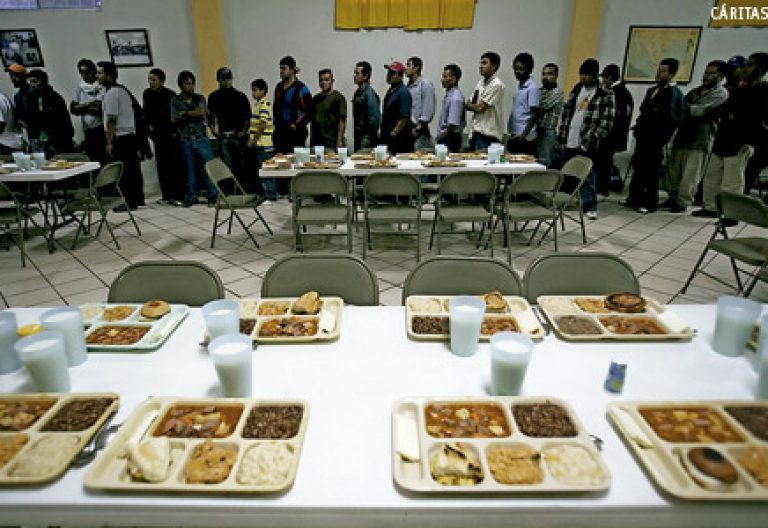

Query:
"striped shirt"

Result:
[[250, 96, 273, 149]]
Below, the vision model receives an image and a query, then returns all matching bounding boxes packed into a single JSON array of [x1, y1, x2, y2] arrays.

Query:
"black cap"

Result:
[[579, 58, 600, 77], [216, 67, 233, 81], [600, 64, 620, 80]]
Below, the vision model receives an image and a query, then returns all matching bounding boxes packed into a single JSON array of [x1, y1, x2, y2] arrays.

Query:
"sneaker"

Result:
[[637, 207, 649, 214], [691, 208, 717, 218], [171, 200, 184, 207], [585, 210, 598, 220], [262, 200, 273, 206], [182, 200, 196, 208]]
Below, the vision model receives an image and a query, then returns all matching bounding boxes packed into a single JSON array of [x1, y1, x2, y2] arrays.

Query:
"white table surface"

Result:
[[0, 304, 766, 528], [263, 158, 544, 177], [0, 162, 100, 183]]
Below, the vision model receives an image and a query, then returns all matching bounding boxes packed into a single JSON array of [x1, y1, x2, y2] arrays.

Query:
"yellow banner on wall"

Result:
[[710, 0, 768, 27], [335, 0, 475, 30]]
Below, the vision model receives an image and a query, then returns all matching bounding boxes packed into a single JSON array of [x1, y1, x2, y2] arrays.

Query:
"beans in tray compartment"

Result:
[[412, 316, 449, 335], [242, 405, 303, 439], [725, 406, 768, 441], [554, 315, 602, 335], [0, 434, 28, 468], [425, 403, 510, 438], [86, 325, 150, 345], [512, 403, 578, 437], [41, 398, 115, 431], [9, 434, 80, 477], [0, 399, 57, 431]]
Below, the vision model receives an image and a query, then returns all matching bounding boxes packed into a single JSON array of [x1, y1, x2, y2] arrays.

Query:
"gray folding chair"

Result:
[[108, 260, 224, 306], [363, 172, 422, 261], [0, 181, 50, 266], [291, 171, 352, 253]]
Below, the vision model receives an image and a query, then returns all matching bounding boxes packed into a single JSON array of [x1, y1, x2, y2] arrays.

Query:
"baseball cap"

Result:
[[727, 55, 747, 69], [216, 67, 233, 81], [7, 63, 27, 74], [384, 61, 405, 73]]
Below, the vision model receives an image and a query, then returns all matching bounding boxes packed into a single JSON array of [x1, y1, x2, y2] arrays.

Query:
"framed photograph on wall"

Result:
[[105, 29, 152, 67], [0, 29, 44, 68], [622, 26, 702, 84]]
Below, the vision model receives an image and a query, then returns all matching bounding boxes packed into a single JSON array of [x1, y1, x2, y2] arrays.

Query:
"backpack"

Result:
[[116, 83, 153, 161]]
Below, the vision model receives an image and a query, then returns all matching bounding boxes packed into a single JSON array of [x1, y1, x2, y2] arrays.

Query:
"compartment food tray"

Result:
[[392, 396, 610, 493], [406, 295, 545, 341], [85, 396, 309, 493], [608, 400, 768, 501], [537, 295, 693, 341], [80, 303, 189, 351], [0, 392, 119, 484]]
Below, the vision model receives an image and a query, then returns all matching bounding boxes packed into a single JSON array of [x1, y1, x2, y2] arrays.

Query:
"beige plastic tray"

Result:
[[240, 296, 342, 344], [608, 401, 768, 501], [85, 396, 309, 493], [537, 295, 693, 341], [406, 295, 545, 342], [392, 396, 611, 493], [0, 392, 119, 484], [81, 303, 189, 351]]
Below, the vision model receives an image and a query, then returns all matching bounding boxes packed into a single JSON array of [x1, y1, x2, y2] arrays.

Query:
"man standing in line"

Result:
[[743, 52, 768, 195], [598, 64, 633, 194], [311, 68, 347, 150], [208, 67, 251, 186], [405, 57, 436, 151], [535, 63, 564, 167], [352, 61, 380, 152], [70, 58, 105, 164], [143, 67, 183, 205], [248, 78, 278, 201], [97, 61, 144, 211], [7, 63, 32, 137], [0, 89, 22, 154], [661, 60, 728, 213], [170, 70, 217, 208], [623, 58, 684, 214], [273, 56, 311, 155], [465, 51, 505, 151], [380, 61, 413, 155], [556, 58, 615, 221], [435, 63, 465, 154], [507, 52, 539, 155]]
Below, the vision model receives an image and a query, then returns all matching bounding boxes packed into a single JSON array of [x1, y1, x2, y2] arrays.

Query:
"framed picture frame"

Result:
[[105, 29, 152, 67], [622, 26, 702, 84], [0, 29, 44, 68]]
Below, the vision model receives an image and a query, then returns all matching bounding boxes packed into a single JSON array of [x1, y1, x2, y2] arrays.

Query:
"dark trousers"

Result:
[[152, 134, 184, 201], [83, 127, 107, 165], [628, 138, 664, 210], [110, 133, 145, 208], [274, 124, 308, 194], [383, 127, 414, 155], [219, 136, 249, 182], [506, 136, 536, 155], [438, 131, 463, 153], [594, 146, 614, 196], [469, 132, 500, 151]]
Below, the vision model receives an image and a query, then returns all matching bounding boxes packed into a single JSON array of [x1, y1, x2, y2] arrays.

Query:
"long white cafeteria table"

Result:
[[0, 304, 766, 527], [262, 158, 545, 177]]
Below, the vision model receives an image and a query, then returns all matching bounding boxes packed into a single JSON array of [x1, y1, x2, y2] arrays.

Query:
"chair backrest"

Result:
[[262, 254, 378, 305], [364, 172, 421, 198], [717, 191, 768, 228], [94, 162, 124, 189], [523, 252, 640, 303], [439, 171, 497, 196], [505, 170, 562, 198], [108, 260, 225, 306], [561, 155, 593, 184], [291, 171, 348, 197], [402, 256, 523, 303], [735, 144, 755, 176]]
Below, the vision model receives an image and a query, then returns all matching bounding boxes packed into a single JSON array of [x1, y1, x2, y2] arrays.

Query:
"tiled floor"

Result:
[[2, 190, 768, 307]]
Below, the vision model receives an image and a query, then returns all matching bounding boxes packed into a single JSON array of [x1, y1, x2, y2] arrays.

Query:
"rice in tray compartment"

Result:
[[542, 444, 605, 486], [542, 298, 580, 314], [238, 300, 260, 318], [9, 434, 80, 477], [237, 442, 295, 486]]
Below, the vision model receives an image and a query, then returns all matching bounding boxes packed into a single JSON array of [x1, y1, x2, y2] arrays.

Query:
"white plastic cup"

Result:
[[375, 145, 389, 161], [0, 311, 21, 374], [314, 146, 325, 162], [202, 300, 239, 340], [712, 296, 761, 357], [293, 147, 310, 164], [32, 152, 46, 169], [20, 154, 33, 171], [448, 296, 486, 357], [490, 332, 533, 395], [209, 334, 252, 397], [337, 147, 348, 163], [435, 144, 448, 160], [488, 144, 502, 164], [15, 331, 71, 392], [11, 151, 25, 170], [40, 307, 88, 367]]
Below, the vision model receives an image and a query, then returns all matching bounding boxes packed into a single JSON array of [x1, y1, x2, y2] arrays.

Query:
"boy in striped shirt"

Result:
[[248, 78, 279, 201]]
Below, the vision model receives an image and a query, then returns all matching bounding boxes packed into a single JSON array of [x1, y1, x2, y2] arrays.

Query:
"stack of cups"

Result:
[[14, 331, 71, 392], [448, 296, 486, 357], [488, 143, 503, 164], [0, 311, 21, 374], [375, 145, 389, 162], [32, 152, 46, 169], [202, 300, 251, 398], [435, 144, 448, 161], [711, 296, 761, 357], [314, 146, 325, 162]]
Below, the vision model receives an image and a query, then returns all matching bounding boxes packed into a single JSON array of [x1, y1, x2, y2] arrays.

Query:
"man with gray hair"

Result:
[[405, 56, 436, 150]]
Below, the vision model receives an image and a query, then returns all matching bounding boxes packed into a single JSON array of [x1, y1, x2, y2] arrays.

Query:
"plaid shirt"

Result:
[[538, 85, 563, 130], [557, 83, 614, 155]]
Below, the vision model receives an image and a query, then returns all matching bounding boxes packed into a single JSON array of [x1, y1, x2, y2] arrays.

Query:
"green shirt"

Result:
[[311, 89, 347, 148]]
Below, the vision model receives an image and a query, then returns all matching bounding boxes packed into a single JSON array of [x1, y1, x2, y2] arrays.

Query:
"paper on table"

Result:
[[394, 414, 420, 462]]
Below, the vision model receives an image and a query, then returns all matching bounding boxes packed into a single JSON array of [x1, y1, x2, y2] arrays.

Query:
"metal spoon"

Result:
[[71, 423, 121, 467]]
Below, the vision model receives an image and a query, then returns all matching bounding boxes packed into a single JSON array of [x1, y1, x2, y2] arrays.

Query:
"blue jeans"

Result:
[[536, 128, 557, 168], [181, 136, 217, 202], [469, 132, 500, 151], [254, 147, 278, 200]]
